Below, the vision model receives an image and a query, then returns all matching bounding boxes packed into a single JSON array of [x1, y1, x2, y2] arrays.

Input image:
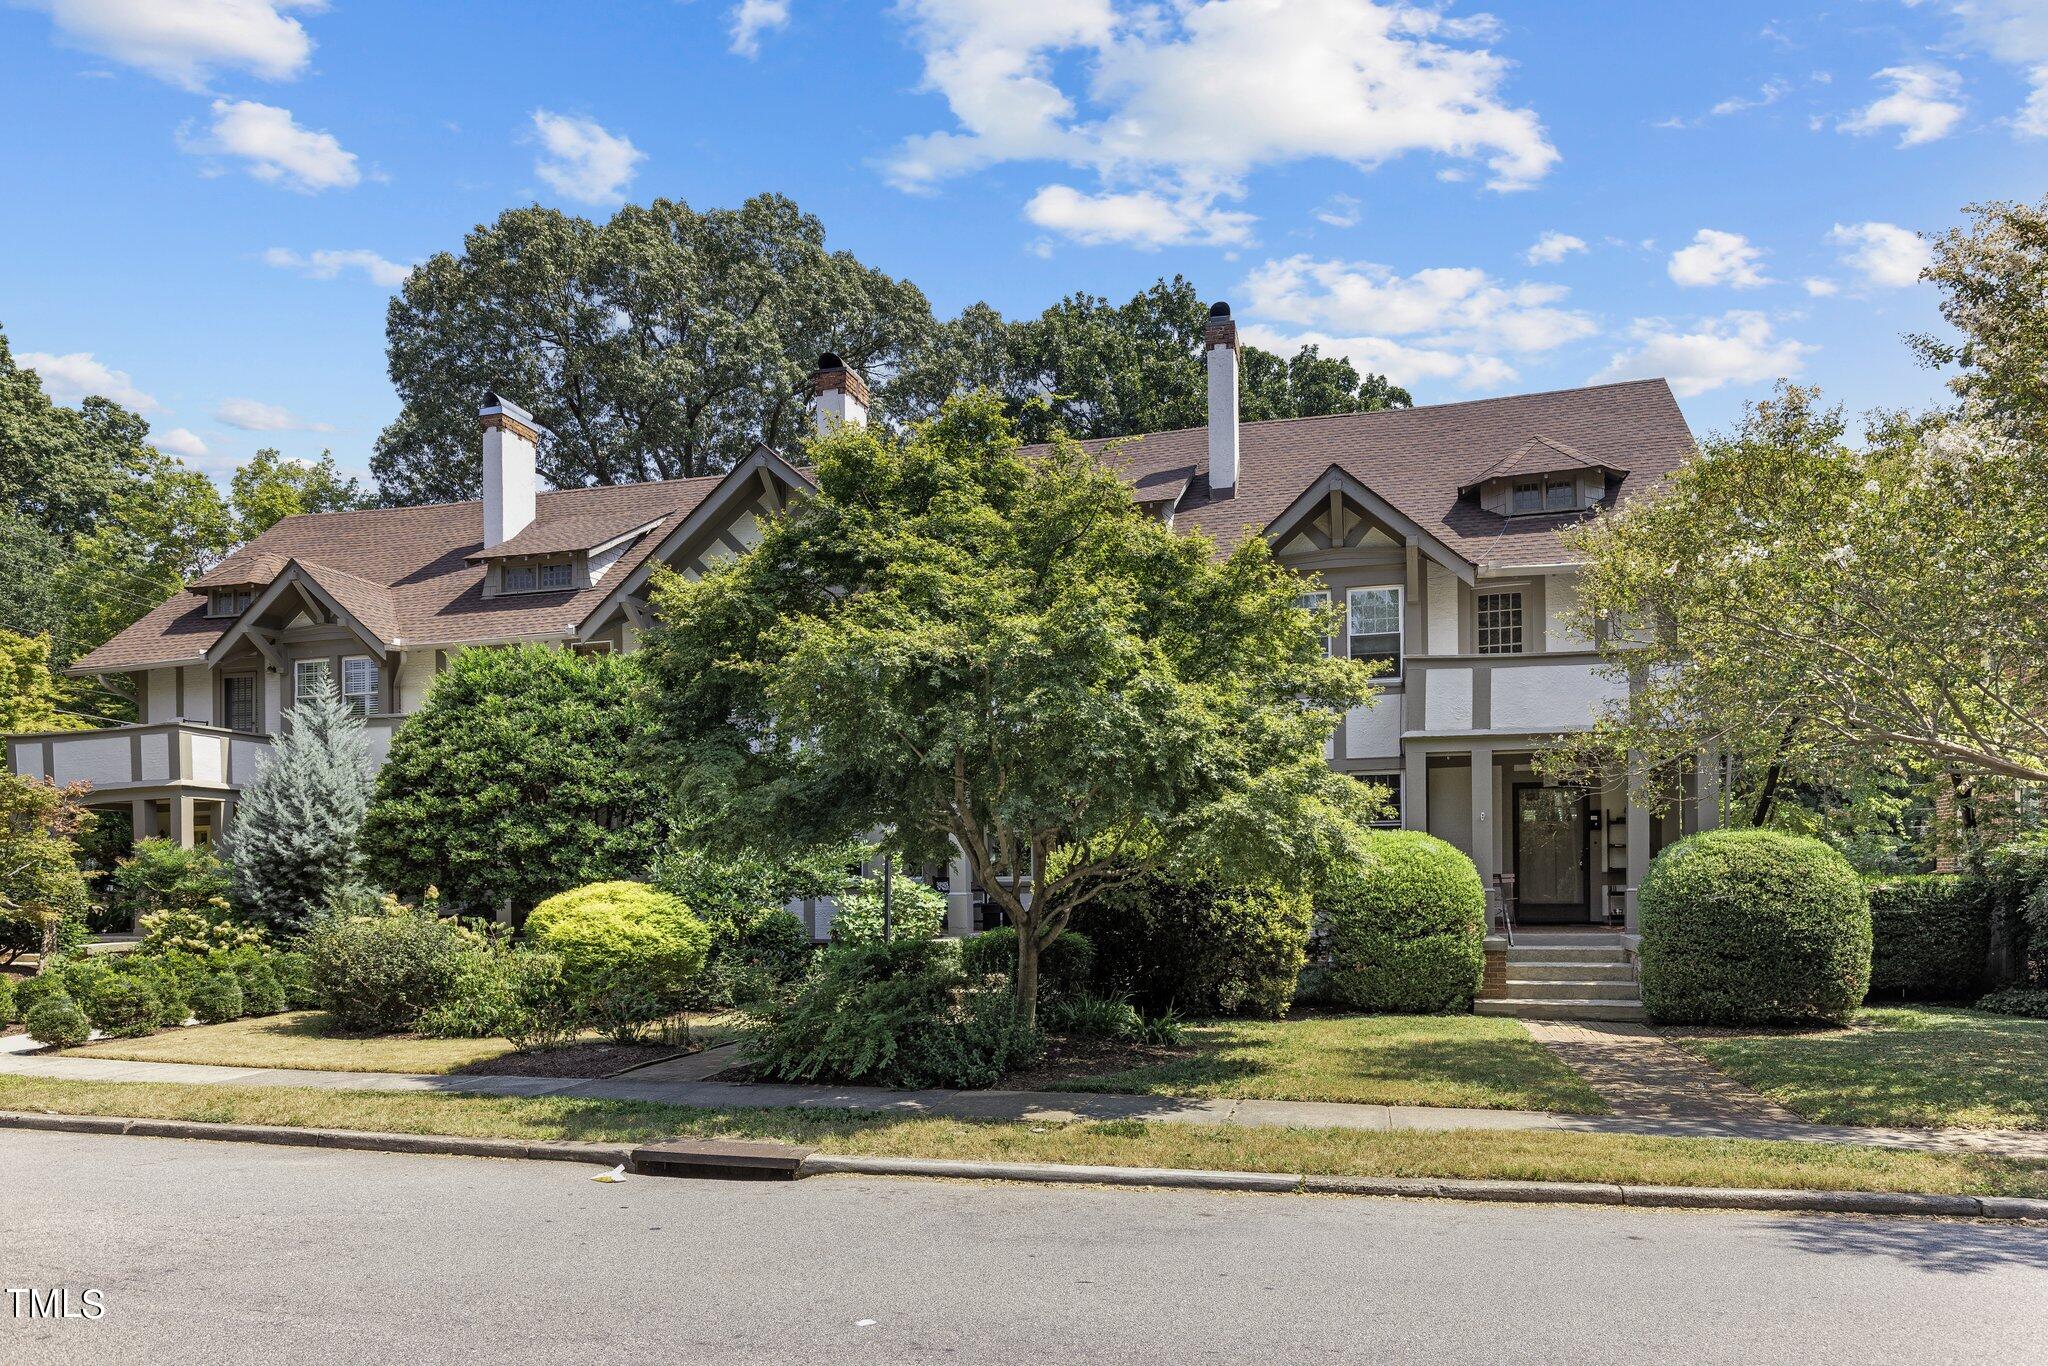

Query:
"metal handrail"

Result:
[[1494, 873, 1518, 947]]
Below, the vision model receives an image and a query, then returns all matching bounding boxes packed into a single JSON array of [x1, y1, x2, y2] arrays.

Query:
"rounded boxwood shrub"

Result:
[[14, 972, 70, 1019], [1639, 829, 1871, 1025], [525, 881, 710, 1008], [232, 958, 286, 1016], [1868, 874, 1989, 1000], [25, 992, 89, 1048], [85, 975, 161, 1038], [960, 928, 1095, 998], [1074, 875, 1313, 1018], [147, 969, 191, 1028], [189, 971, 246, 1025], [1319, 831, 1485, 1013], [0, 974, 14, 1026]]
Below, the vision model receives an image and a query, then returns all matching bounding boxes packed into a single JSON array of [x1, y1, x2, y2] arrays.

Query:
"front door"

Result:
[[1513, 785, 1590, 922]]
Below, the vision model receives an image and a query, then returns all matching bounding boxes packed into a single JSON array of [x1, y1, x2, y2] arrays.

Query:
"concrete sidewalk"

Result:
[[6, 1044, 2048, 1160]]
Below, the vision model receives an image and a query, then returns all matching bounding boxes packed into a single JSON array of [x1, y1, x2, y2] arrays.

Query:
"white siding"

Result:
[[139, 730, 171, 779], [1422, 667, 1474, 732], [1491, 663, 1624, 732], [1344, 700, 1403, 758], [52, 736, 130, 787], [181, 666, 215, 725], [588, 539, 631, 584], [395, 650, 438, 714], [1546, 571, 1590, 651], [1427, 762, 1475, 854], [188, 735, 225, 785], [146, 669, 177, 722]]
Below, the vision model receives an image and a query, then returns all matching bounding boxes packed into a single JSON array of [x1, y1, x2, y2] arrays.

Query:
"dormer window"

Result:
[[1511, 477, 1578, 515], [501, 557, 576, 594], [208, 588, 254, 617], [539, 560, 575, 590]]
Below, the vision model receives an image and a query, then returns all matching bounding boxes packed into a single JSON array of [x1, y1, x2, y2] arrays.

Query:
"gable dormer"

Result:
[[468, 511, 666, 598], [1459, 436, 1626, 518]]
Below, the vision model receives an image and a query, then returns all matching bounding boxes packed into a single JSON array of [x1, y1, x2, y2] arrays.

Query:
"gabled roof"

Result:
[[465, 510, 667, 563], [1456, 434, 1626, 496], [1049, 379, 1693, 572], [187, 553, 289, 593]]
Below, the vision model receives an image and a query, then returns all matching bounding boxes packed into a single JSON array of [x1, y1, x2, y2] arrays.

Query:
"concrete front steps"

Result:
[[1476, 938, 1646, 1022]]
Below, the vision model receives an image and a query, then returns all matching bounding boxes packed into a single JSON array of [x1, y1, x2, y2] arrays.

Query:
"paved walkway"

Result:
[[1521, 1020, 1803, 1124], [5, 1044, 2048, 1160]]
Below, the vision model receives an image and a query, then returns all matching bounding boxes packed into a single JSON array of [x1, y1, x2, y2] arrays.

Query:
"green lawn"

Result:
[[2, 1074, 2044, 1198], [1679, 1007, 2048, 1131], [69, 1010, 738, 1075], [1032, 1013, 1609, 1115]]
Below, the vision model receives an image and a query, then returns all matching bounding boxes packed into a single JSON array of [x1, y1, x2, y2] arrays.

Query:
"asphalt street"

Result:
[[5, 1129, 2046, 1364]]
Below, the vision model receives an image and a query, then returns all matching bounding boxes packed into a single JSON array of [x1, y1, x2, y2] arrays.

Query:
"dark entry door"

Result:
[[1513, 786, 1590, 922]]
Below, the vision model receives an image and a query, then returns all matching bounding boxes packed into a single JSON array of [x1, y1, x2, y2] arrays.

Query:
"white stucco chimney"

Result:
[[479, 392, 538, 549], [809, 353, 869, 432], [1204, 302, 1239, 495]]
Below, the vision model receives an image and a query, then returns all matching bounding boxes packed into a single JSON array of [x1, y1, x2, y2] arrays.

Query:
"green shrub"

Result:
[[271, 950, 318, 1010], [304, 893, 471, 1033], [960, 928, 1095, 999], [525, 881, 710, 1008], [495, 950, 585, 1052], [1639, 829, 1871, 1026], [745, 939, 1038, 1088], [54, 957, 114, 1013], [1318, 831, 1485, 1014], [1868, 875, 1990, 1000], [828, 878, 947, 946], [146, 969, 190, 1028], [416, 940, 518, 1040], [24, 992, 88, 1048], [1075, 875, 1312, 1018], [0, 974, 14, 1025], [650, 840, 848, 1006], [189, 971, 245, 1024], [106, 838, 230, 926], [14, 972, 71, 1018], [234, 959, 286, 1016], [136, 901, 265, 958], [1984, 834, 2048, 984], [1040, 992, 1143, 1042], [692, 904, 812, 1009], [85, 975, 160, 1038], [1977, 986, 2048, 1019]]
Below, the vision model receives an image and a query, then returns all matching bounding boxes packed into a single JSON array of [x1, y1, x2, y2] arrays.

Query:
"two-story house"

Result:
[[10, 302, 1717, 937]]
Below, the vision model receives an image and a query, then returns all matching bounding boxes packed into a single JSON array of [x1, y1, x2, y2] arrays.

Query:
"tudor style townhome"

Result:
[[10, 305, 1718, 943]]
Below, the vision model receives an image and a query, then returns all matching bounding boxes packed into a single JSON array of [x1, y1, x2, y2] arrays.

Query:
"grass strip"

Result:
[[3, 1074, 2045, 1198]]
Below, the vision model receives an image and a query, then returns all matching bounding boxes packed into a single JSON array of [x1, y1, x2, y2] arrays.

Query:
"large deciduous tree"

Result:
[[374, 195, 938, 503], [1543, 386, 2048, 818], [359, 645, 671, 913], [229, 448, 368, 535], [1911, 194, 2048, 440], [640, 394, 1381, 1026]]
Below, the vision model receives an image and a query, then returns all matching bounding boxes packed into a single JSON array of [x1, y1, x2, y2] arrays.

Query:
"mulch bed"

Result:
[[1000, 1036, 1198, 1091], [450, 1042, 692, 1080]]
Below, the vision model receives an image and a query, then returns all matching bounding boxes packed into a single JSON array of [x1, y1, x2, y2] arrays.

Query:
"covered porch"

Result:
[[6, 721, 269, 850]]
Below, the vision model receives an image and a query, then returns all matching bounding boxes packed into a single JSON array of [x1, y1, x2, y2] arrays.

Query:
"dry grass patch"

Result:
[[3, 1074, 2041, 1199]]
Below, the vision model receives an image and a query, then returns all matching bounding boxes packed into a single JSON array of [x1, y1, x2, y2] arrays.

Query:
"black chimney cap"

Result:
[[1208, 301, 1231, 318], [815, 352, 845, 371]]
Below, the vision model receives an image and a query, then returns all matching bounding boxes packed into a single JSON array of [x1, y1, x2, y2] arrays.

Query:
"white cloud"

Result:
[[729, 0, 790, 57], [1904, 1, 2048, 136], [150, 427, 209, 459], [1524, 230, 1587, 265], [1592, 312, 1814, 396], [1236, 254, 1597, 391], [1023, 184, 1254, 248], [529, 110, 645, 205], [1803, 277, 1840, 296], [182, 98, 359, 191], [17, 350, 160, 410], [1839, 65, 1965, 145], [1667, 229, 1770, 289], [1826, 221, 1931, 288], [1709, 78, 1791, 118], [262, 246, 412, 287], [1314, 193, 1362, 229], [884, 0, 1556, 246], [215, 396, 331, 432], [24, 0, 322, 92]]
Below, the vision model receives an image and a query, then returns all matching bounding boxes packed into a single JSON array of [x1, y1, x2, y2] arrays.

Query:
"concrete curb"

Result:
[[5, 1108, 2046, 1222]]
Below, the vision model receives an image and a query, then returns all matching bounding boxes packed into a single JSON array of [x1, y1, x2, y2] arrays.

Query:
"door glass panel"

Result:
[[1516, 788, 1585, 907]]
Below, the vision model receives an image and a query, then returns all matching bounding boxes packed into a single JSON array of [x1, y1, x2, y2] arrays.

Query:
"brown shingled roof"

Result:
[[71, 477, 725, 673], [465, 510, 665, 563], [187, 553, 289, 592]]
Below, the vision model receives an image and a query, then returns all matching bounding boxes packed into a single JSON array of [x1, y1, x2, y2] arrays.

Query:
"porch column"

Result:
[[167, 794, 197, 850], [1624, 756, 1651, 933], [130, 798, 157, 842], [1401, 745, 1428, 832], [1468, 745, 1497, 901], [945, 844, 976, 938]]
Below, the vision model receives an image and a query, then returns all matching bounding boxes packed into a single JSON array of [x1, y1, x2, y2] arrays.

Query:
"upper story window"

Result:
[[1355, 773, 1403, 828], [1510, 477, 1580, 516], [1347, 586, 1403, 681], [221, 675, 257, 734], [1297, 590, 1333, 656], [341, 656, 380, 717], [502, 558, 576, 594], [207, 588, 254, 617], [293, 659, 332, 710], [1477, 591, 1525, 655]]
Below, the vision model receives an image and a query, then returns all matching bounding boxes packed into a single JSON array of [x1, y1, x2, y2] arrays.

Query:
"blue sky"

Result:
[[3, 0, 2044, 488]]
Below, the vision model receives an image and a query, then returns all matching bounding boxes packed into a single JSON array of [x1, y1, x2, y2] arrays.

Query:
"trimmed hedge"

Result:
[[960, 928, 1095, 999], [1867, 875, 1990, 1000], [84, 975, 160, 1038], [189, 971, 245, 1025], [1639, 830, 1871, 1026], [1318, 831, 1486, 1014], [25, 993, 89, 1048], [1984, 834, 2048, 983], [525, 881, 711, 1008], [1075, 876, 1313, 1018]]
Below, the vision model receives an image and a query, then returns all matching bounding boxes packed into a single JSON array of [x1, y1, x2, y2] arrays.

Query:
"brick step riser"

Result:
[[1474, 999, 1649, 1022]]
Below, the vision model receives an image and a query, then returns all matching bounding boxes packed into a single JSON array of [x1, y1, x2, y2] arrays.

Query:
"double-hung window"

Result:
[[293, 659, 332, 710], [1355, 773, 1403, 828], [1297, 589, 1333, 656], [341, 656, 380, 717], [221, 675, 257, 733], [1476, 591, 1525, 655], [1346, 586, 1403, 681]]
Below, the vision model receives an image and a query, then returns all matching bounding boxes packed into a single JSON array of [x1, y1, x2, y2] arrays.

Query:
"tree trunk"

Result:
[[1014, 917, 1041, 1032]]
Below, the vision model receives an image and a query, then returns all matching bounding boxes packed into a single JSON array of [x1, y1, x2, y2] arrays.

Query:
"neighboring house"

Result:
[[8, 304, 1717, 936]]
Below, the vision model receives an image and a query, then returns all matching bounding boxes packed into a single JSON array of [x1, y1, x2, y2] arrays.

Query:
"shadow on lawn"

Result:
[[1768, 1214, 2048, 1276]]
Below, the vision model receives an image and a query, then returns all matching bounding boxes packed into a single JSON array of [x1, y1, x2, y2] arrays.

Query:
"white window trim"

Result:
[[293, 659, 332, 710], [1346, 585, 1404, 683], [1298, 589, 1333, 656]]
